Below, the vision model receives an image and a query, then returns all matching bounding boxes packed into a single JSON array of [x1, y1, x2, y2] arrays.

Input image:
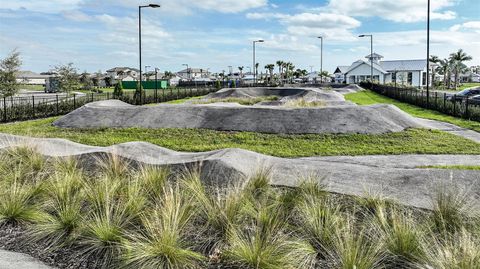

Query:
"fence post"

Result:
[[453, 95, 456, 116], [32, 96, 35, 118], [73, 94, 76, 109], [465, 97, 469, 119], [3, 97, 6, 122], [56, 95, 59, 115], [443, 93, 446, 111]]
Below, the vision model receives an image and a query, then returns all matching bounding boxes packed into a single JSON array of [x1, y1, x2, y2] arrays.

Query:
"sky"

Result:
[[0, 0, 479, 74]]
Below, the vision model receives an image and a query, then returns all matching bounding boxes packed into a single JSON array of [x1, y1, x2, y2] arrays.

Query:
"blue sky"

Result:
[[0, 0, 479, 74]]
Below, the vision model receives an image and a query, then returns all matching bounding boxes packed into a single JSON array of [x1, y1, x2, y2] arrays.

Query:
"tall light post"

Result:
[[253, 39, 264, 85], [317, 36, 323, 84], [139, 4, 160, 101], [359, 34, 373, 89], [182, 64, 189, 80], [426, 0, 431, 106], [145, 65, 151, 81]]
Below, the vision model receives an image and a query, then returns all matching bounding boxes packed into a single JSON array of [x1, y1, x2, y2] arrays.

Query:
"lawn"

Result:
[[0, 117, 479, 157], [19, 84, 45, 91], [345, 90, 480, 132]]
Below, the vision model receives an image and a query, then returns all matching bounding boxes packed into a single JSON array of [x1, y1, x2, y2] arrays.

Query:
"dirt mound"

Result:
[[54, 100, 424, 134]]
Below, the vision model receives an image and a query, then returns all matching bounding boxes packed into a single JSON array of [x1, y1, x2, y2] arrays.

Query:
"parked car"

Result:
[[468, 95, 480, 106], [446, 87, 480, 101]]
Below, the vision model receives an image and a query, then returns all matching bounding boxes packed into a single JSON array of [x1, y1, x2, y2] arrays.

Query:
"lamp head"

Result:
[[358, 34, 366, 37], [149, 4, 161, 8], [257, 39, 264, 42]]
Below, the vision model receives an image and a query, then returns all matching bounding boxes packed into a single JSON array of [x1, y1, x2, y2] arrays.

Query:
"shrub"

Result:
[[113, 82, 124, 97]]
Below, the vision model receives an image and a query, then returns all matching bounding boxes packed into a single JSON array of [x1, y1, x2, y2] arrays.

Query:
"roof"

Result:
[[106, 67, 140, 72], [380, 59, 427, 71], [334, 66, 350, 74], [346, 60, 388, 74], [15, 71, 52, 78], [365, 53, 384, 59], [177, 68, 210, 73]]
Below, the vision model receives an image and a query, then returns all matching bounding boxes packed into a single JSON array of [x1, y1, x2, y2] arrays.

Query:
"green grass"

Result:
[[417, 165, 480, 170], [457, 83, 480, 92], [192, 96, 279, 105], [0, 117, 479, 157], [19, 84, 45, 91], [345, 90, 480, 132], [164, 95, 204, 104]]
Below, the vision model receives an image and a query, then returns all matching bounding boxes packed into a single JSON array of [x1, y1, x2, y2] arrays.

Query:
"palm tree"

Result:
[[276, 60, 283, 81], [264, 64, 275, 84], [429, 55, 440, 89], [320, 71, 330, 83], [449, 49, 472, 89], [437, 59, 450, 89]]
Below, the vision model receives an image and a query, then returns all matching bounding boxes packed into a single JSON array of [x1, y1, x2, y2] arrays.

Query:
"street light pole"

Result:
[[318, 36, 323, 84], [145, 65, 151, 80], [426, 0, 431, 107], [139, 4, 160, 102], [253, 40, 264, 86], [182, 64, 189, 80], [359, 34, 373, 89]]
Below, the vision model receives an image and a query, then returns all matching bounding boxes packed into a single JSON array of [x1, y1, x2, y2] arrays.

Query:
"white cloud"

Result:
[[326, 0, 457, 23], [247, 12, 361, 41], [1, 0, 83, 13], [62, 10, 91, 22], [450, 21, 480, 33]]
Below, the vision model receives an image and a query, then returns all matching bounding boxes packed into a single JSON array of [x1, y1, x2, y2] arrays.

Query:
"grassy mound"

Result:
[[1, 117, 480, 157], [0, 147, 479, 269]]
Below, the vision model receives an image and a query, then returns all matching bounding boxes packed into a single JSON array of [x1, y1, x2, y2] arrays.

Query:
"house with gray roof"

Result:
[[342, 53, 429, 87]]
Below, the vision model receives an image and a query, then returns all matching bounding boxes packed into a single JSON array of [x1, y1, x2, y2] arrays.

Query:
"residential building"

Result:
[[333, 66, 350, 84], [106, 67, 139, 81], [15, 71, 52, 85], [343, 53, 430, 87], [176, 68, 210, 80]]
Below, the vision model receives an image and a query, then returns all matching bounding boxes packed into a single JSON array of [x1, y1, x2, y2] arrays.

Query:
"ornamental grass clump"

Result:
[[123, 184, 204, 269], [0, 147, 480, 269], [28, 162, 85, 248]]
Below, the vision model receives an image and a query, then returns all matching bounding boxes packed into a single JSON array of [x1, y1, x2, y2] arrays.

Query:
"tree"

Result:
[[0, 50, 22, 97], [437, 58, 450, 89], [53, 63, 80, 93], [429, 55, 440, 89], [113, 81, 124, 97], [80, 71, 93, 91], [264, 64, 275, 84], [449, 49, 472, 89], [276, 60, 283, 82]]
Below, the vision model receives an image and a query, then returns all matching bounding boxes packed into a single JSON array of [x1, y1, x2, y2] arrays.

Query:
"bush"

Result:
[[113, 82, 124, 98]]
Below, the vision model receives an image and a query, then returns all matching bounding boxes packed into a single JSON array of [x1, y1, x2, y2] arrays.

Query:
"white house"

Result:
[[176, 68, 210, 80], [333, 66, 350, 83], [106, 67, 139, 81], [15, 71, 52, 85], [343, 53, 430, 87]]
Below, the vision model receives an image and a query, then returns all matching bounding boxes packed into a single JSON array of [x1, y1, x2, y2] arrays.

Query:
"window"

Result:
[[422, 72, 427, 85], [407, 72, 413, 85], [392, 72, 396, 81]]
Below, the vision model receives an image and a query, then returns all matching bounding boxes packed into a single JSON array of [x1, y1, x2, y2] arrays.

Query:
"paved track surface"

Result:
[[1, 133, 479, 210]]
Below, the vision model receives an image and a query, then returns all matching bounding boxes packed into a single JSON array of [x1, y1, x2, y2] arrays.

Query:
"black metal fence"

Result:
[[360, 82, 480, 122], [1, 87, 217, 123]]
